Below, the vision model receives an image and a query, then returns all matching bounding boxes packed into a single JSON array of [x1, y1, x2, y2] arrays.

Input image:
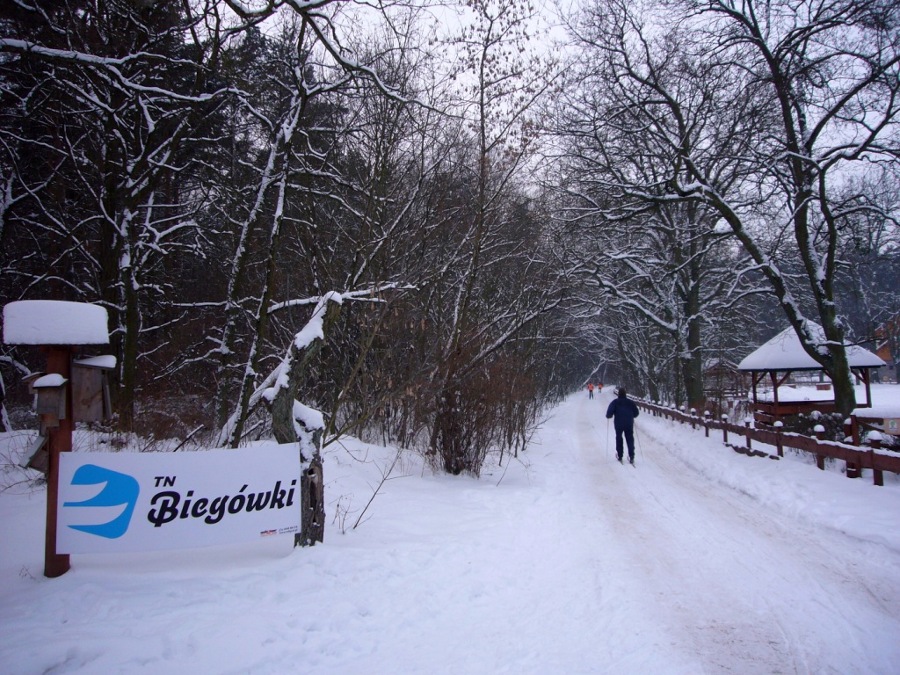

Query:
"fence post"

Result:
[[744, 417, 752, 451], [703, 410, 710, 438], [814, 424, 826, 470], [843, 417, 853, 442], [721, 414, 729, 444], [869, 432, 884, 487], [843, 417, 860, 478], [773, 420, 784, 457]]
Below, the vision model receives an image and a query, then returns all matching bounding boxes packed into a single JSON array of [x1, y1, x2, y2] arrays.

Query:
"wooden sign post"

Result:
[[3, 300, 111, 578], [42, 345, 74, 577]]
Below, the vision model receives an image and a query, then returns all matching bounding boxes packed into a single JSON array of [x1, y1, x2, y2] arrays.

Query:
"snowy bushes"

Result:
[[779, 411, 846, 442]]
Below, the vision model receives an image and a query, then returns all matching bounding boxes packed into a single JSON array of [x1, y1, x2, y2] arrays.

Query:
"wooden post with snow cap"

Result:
[[843, 418, 860, 478], [2, 300, 110, 577], [773, 421, 784, 458], [813, 424, 826, 470], [38, 347, 73, 578], [868, 432, 884, 487], [744, 417, 753, 451]]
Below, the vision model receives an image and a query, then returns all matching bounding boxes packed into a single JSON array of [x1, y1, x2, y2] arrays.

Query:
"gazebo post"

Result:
[[749, 372, 761, 425], [751, 373, 762, 405], [862, 368, 872, 408]]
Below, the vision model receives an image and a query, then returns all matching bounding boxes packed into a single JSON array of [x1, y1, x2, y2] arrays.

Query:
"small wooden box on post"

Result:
[[2, 300, 113, 578]]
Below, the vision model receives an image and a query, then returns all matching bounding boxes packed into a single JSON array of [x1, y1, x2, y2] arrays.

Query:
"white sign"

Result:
[[58, 446, 300, 554]]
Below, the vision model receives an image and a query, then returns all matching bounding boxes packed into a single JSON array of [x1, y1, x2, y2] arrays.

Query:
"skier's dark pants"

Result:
[[615, 426, 635, 460]]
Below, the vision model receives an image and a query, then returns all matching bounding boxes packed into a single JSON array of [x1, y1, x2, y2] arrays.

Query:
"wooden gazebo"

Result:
[[738, 325, 885, 426]]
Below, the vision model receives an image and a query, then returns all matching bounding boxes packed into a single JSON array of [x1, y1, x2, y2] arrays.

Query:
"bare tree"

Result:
[[413, 0, 565, 475], [553, 3, 769, 407], [560, 0, 900, 414], [0, 0, 239, 429]]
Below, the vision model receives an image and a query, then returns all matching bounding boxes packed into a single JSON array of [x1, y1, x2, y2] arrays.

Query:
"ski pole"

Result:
[[635, 424, 644, 458], [606, 418, 610, 460]]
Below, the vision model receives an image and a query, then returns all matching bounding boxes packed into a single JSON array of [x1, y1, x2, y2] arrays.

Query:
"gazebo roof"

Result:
[[738, 324, 885, 372]]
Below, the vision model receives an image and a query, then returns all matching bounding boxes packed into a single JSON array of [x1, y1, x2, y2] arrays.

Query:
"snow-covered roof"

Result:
[[75, 355, 117, 370], [3, 300, 109, 346], [703, 357, 738, 371], [33, 373, 67, 388], [738, 324, 885, 371], [853, 404, 900, 419]]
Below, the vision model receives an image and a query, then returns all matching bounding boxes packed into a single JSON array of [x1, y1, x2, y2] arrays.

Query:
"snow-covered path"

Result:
[[2, 391, 900, 674], [557, 391, 900, 673]]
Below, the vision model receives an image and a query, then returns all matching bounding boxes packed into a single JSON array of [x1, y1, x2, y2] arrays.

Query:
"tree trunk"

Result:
[[269, 297, 342, 446], [682, 291, 704, 410], [296, 455, 325, 546], [826, 339, 857, 416]]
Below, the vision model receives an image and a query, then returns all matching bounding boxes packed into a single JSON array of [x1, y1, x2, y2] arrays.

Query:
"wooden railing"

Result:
[[636, 399, 900, 487]]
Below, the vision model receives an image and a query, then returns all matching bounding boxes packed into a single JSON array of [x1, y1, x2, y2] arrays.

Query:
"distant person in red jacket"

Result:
[[587, 382, 594, 399]]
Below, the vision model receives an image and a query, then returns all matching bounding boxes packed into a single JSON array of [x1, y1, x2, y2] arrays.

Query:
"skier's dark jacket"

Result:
[[605, 392, 639, 430]]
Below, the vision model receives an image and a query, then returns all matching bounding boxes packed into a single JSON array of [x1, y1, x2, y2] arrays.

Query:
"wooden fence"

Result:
[[636, 399, 900, 487]]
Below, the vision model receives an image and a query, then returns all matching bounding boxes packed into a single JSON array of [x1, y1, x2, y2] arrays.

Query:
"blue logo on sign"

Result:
[[64, 464, 140, 539]]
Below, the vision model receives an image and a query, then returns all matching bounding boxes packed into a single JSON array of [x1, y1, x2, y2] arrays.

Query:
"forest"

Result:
[[1, 0, 898, 476]]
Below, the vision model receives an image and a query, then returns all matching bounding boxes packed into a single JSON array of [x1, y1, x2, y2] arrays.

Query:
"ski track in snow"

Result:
[[562, 392, 900, 674]]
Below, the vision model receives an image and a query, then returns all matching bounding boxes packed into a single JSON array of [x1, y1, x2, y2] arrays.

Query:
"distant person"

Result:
[[587, 382, 594, 399], [598, 382, 603, 394], [606, 387, 639, 465]]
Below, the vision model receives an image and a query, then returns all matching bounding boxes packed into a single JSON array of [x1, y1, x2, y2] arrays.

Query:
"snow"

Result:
[[293, 400, 324, 431], [2, 387, 900, 673], [752, 382, 894, 412], [74, 355, 117, 370], [854, 403, 900, 419], [754, 384, 835, 402], [265, 293, 344, 407], [738, 324, 884, 371], [3, 301, 109, 346], [292, 292, 342, 351], [32, 373, 66, 388]]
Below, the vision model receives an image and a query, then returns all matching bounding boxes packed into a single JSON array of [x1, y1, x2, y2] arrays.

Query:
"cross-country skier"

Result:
[[606, 387, 639, 464], [587, 382, 594, 399]]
